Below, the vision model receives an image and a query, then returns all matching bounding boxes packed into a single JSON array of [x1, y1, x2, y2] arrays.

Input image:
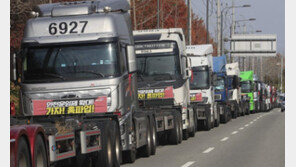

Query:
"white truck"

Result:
[[186, 45, 219, 130], [226, 62, 244, 117], [11, 1, 156, 166], [134, 29, 197, 142]]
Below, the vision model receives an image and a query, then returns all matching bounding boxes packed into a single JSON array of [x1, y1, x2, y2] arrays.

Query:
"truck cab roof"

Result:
[[213, 55, 227, 74], [23, 0, 132, 45], [133, 28, 186, 55], [186, 44, 213, 56], [240, 71, 254, 82], [186, 45, 213, 68], [226, 62, 240, 76]]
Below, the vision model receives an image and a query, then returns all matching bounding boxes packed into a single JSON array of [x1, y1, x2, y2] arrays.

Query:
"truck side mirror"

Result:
[[212, 73, 217, 85], [185, 68, 190, 79], [232, 76, 239, 88], [126, 45, 137, 73], [11, 52, 17, 83], [181, 55, 190, 79]]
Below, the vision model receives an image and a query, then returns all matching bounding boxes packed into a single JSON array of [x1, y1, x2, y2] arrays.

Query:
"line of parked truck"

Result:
[[10, 1, 281, 167]]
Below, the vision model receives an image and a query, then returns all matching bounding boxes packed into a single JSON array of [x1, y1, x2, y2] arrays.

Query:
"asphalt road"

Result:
[[122, 108, 285, 167]]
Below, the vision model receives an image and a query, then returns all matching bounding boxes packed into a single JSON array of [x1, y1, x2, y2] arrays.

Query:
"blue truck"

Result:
[[213, 55, 231, 123]]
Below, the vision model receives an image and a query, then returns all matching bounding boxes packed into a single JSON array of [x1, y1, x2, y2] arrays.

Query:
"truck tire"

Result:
[[183, 129, 189, 140], [215, 107, 220, 127], [150, 117, 157, 155], [17, 137, 31, 167], [34, 135, 47, 167], [122, 121, 136, 163], [178, 114, 183, 144], [140, 118, 151, 157], [168, 113, 180, 144], [194, 112, 198, 132], [204, 112, 211, 131], [220, 105, 226, 123], [95, 121, 118, 167], [232, 107, 237, 119], [188, 116, 196, 137], [113, 121, 122, 165]]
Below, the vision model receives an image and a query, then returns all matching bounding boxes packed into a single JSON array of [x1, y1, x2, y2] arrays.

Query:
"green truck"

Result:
[[240, 71, 255, 113]]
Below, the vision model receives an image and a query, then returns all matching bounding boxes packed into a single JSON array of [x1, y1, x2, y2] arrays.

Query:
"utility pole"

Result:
[[242, 24, 248, 70], [187, 0, 192, 45], [161, 0, 164, 28], [157, 0, 160, 28], [132, 0, 137, 30], [230, 0, 235, 63], [206, 0, 209, 43], [217, 0, 221, 56], [175, 0, 178, 27]]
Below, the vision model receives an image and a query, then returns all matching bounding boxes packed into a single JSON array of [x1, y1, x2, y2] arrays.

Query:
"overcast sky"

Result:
[[191, 0, 285, 55]]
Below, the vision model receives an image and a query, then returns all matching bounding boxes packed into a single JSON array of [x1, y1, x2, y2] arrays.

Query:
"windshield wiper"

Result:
[[75, 70, 105, 78], [43, 73, 65, 80], [153, 73, 173, 81], [136, 71, 145, 81]]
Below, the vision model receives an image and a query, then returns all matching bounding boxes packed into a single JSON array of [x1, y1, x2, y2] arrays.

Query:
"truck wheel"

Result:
[[95, 121, 117, 167], [221, 106, 227, 123], [194, 112, 198, 132], [182, 129, 189, 140], [204, 114, 211, 131], [141, 118, 151, 157], [188, 115, 196, 137], [215, 107, 220, 127], [17, 137, 31, 167], [178, 115, 183, 144], [150, 117, 157, 155], [113, 121, 122, 165], [123, 122, 136, 163], [232, 109, 237, 119], [168, 113, 180, 144], [34, 135, 47, 167]]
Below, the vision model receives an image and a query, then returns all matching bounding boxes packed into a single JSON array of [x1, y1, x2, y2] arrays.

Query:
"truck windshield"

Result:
[[214, 77, 224, 91], [241, 81, 252, 93], [22, 42, 121, 83], [190, 67, 210, 89], [135, 42, 181, 80]]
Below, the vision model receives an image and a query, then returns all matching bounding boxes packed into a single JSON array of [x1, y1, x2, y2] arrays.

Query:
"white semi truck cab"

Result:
[[186, 45, 219, 130], [11, 0, 157, 165], [134, 28, 196, 141]]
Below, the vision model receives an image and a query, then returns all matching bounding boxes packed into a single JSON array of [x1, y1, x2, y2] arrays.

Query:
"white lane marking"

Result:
[[257, 117, 260, 119], [203, 147, 215, 153], [181, 161, 196, 167], [245, 124, 249, 127], [221, 137, 229, 141], [239, 127, 244, 130], [250, 121, 254, 124], [232, 131, 238, 134]]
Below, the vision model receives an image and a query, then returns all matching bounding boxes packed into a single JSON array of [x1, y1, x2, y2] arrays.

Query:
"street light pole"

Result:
[[220, 4, 251, 61], [157, 0, 160, 28], [188, 0, 192, 45], [217, 0, 221, 56], [206, 0, 209, 43]]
